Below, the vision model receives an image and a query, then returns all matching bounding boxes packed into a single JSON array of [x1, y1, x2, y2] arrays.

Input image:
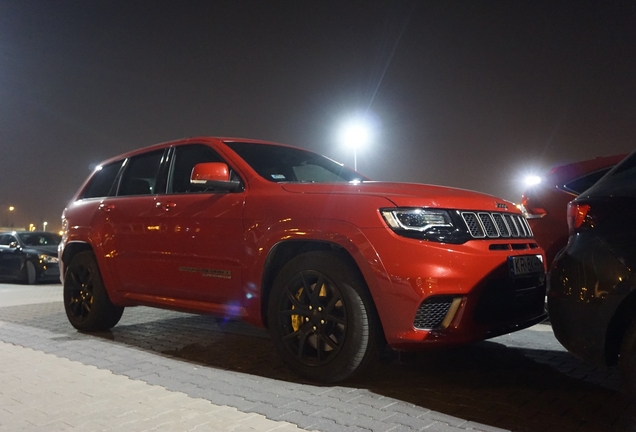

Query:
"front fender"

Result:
[[247, 218, 393, 329]]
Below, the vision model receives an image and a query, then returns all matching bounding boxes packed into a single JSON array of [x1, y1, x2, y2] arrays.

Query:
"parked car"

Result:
[[0, 231, 61, 284], [60, 137, 547, 382], [548, 150, 636, 394], [520, 154, 626, 267]]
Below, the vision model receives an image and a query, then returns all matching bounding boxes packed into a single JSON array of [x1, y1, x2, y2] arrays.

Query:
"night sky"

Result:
[[1, 1, 635, 230]]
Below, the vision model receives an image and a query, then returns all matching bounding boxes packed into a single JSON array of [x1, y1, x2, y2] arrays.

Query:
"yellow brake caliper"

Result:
[[291, 288, 303, 332], [290, 283, 327, 332]]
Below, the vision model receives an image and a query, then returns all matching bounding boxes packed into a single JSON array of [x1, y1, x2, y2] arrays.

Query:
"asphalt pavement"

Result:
[[0, 282, 634, 432]]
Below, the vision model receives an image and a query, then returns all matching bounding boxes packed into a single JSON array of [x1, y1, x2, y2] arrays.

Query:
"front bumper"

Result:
[[362, 228, 547, 350]]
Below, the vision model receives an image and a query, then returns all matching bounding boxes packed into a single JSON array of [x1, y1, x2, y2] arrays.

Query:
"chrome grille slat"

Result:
[[462, 212, 485, 238], [491, 213, 510, 237], [461, 211, 533, 239], [478, 212, 499, 237], [503, 214, 520, 237]]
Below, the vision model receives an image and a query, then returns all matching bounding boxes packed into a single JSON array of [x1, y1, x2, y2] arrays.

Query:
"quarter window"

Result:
[[81, 160, 124, 199]]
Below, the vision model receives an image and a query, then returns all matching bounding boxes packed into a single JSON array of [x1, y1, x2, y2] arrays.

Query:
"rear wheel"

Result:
[[619, 318, 636, 397], [63, 251, 124, 331], [268, 251, 380, 383], [22, 261, 37, 285]]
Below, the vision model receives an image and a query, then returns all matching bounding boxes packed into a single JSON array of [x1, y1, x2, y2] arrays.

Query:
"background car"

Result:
[[520, 154, 626, 267], [0, 231, 61, 284], [548, 150, 636, 395]]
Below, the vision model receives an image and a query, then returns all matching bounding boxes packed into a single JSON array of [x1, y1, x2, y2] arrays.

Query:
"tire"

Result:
[[63, 251, 124, 331], [268, 251, 380, 383], [619, 318, 636, 397], [22, 261, 37, 285]]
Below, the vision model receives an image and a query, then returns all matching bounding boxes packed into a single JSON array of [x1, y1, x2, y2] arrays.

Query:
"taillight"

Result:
[[520, 195, 547, 219], [567, 203, 591, 233]]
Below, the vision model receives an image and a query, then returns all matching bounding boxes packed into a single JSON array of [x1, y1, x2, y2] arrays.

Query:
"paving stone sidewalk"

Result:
[[1, 283, 635, 432], [0, 340, 309, 431]]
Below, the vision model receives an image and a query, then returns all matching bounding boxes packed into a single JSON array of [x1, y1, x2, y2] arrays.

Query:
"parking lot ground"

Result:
[[0, 282, 634, 432]]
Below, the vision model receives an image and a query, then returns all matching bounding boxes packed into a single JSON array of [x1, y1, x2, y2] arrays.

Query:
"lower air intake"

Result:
[[413, 297, 454, 329]]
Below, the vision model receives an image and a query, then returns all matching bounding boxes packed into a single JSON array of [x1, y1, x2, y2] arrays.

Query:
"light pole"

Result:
[[341, 121, 370, 172], [8, 206, 15, 228], [43, 221, 48, 231]]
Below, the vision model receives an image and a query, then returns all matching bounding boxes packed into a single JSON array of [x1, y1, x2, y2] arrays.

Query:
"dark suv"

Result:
[[60, 137, 547, 382], [549, 150, 636, 395]]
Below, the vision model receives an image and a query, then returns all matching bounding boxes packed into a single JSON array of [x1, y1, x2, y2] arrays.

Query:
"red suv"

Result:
[[60, 137, 547, 382]]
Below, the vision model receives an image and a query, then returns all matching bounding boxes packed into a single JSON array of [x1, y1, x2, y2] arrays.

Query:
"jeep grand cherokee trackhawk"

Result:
[[60, 137, 547, 382]]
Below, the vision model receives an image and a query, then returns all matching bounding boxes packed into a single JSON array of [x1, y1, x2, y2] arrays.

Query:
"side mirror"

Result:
[[190, 162, 242, 192], [9, 241, 18, 249]]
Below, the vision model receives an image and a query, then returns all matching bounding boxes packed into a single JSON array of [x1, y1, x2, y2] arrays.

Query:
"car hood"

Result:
[[21, 245, 58, 256], [281, 181, 517, 212]]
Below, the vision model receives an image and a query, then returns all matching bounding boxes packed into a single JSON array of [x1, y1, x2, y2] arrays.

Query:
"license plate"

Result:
[[508, 255, 544, 277]]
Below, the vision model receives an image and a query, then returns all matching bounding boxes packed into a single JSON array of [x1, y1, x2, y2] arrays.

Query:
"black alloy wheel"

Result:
[[268, 251, 380, 383], [63, 251, 123, 331]]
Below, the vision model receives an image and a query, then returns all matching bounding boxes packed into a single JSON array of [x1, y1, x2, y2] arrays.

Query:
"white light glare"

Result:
[[524, 175, 542, 186], [341, 123, 370, 149]]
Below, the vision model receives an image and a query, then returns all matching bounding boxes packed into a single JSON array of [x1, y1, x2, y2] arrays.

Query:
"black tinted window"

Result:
[[562, 168, 613, 195], [225, 142, 362, 183], [118, 150, 165, 196], [170, 144, 226, 193], [0, 235, 13, 246], [17, 232, 61, 246], [583, 151, 636, 198], [81, 160, 124, 199]]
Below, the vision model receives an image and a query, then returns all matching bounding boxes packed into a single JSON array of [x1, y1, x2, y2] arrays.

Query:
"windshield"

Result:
[[224, 141, 365, 183], [582, 150, 636, 198], [17, 232, 62, 246]]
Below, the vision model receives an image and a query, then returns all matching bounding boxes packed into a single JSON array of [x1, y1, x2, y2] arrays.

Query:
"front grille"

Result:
[[413, 297, 454, 329], [461, 212, 533, 239]]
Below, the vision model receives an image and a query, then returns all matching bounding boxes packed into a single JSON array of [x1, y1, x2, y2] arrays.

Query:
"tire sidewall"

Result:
[[268, 251, 378, 383], [63, 251, 123, 331]]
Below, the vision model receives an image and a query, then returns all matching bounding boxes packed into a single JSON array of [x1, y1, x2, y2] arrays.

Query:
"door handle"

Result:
[[156, 201, 177, 211], [98, 203, 115, 212]]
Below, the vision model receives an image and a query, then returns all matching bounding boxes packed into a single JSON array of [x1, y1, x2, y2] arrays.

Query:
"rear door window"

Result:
[[117, 150, 167, 196]]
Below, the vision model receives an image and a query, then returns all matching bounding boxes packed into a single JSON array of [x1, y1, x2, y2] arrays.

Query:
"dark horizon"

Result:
[[2, 1, 635, 230]]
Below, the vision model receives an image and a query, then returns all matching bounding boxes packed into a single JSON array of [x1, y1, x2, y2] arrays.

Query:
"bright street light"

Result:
[[340, 120, 371, 171], [43, 221, 48, 231], [524, 175, 542, 186]]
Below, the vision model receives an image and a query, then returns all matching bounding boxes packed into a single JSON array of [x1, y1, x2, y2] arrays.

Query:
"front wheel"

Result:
[[268, 251, 380, 383], [620, 318, 636, 397], [63, 251, 124, 331], [22, 261, 37, 285]]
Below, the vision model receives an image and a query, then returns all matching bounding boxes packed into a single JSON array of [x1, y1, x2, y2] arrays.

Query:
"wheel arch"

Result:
[[260, 240, 385, 344], [60, 241, 94, 280]]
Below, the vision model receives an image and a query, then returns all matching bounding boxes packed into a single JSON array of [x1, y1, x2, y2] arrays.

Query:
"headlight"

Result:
[[380, 208, 469, 244], [39, 254, 59, 264]]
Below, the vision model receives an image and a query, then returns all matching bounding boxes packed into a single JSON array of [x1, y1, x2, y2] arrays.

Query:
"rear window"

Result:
[[562, 167, 613, 194], [582, 151, 636, 198]]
